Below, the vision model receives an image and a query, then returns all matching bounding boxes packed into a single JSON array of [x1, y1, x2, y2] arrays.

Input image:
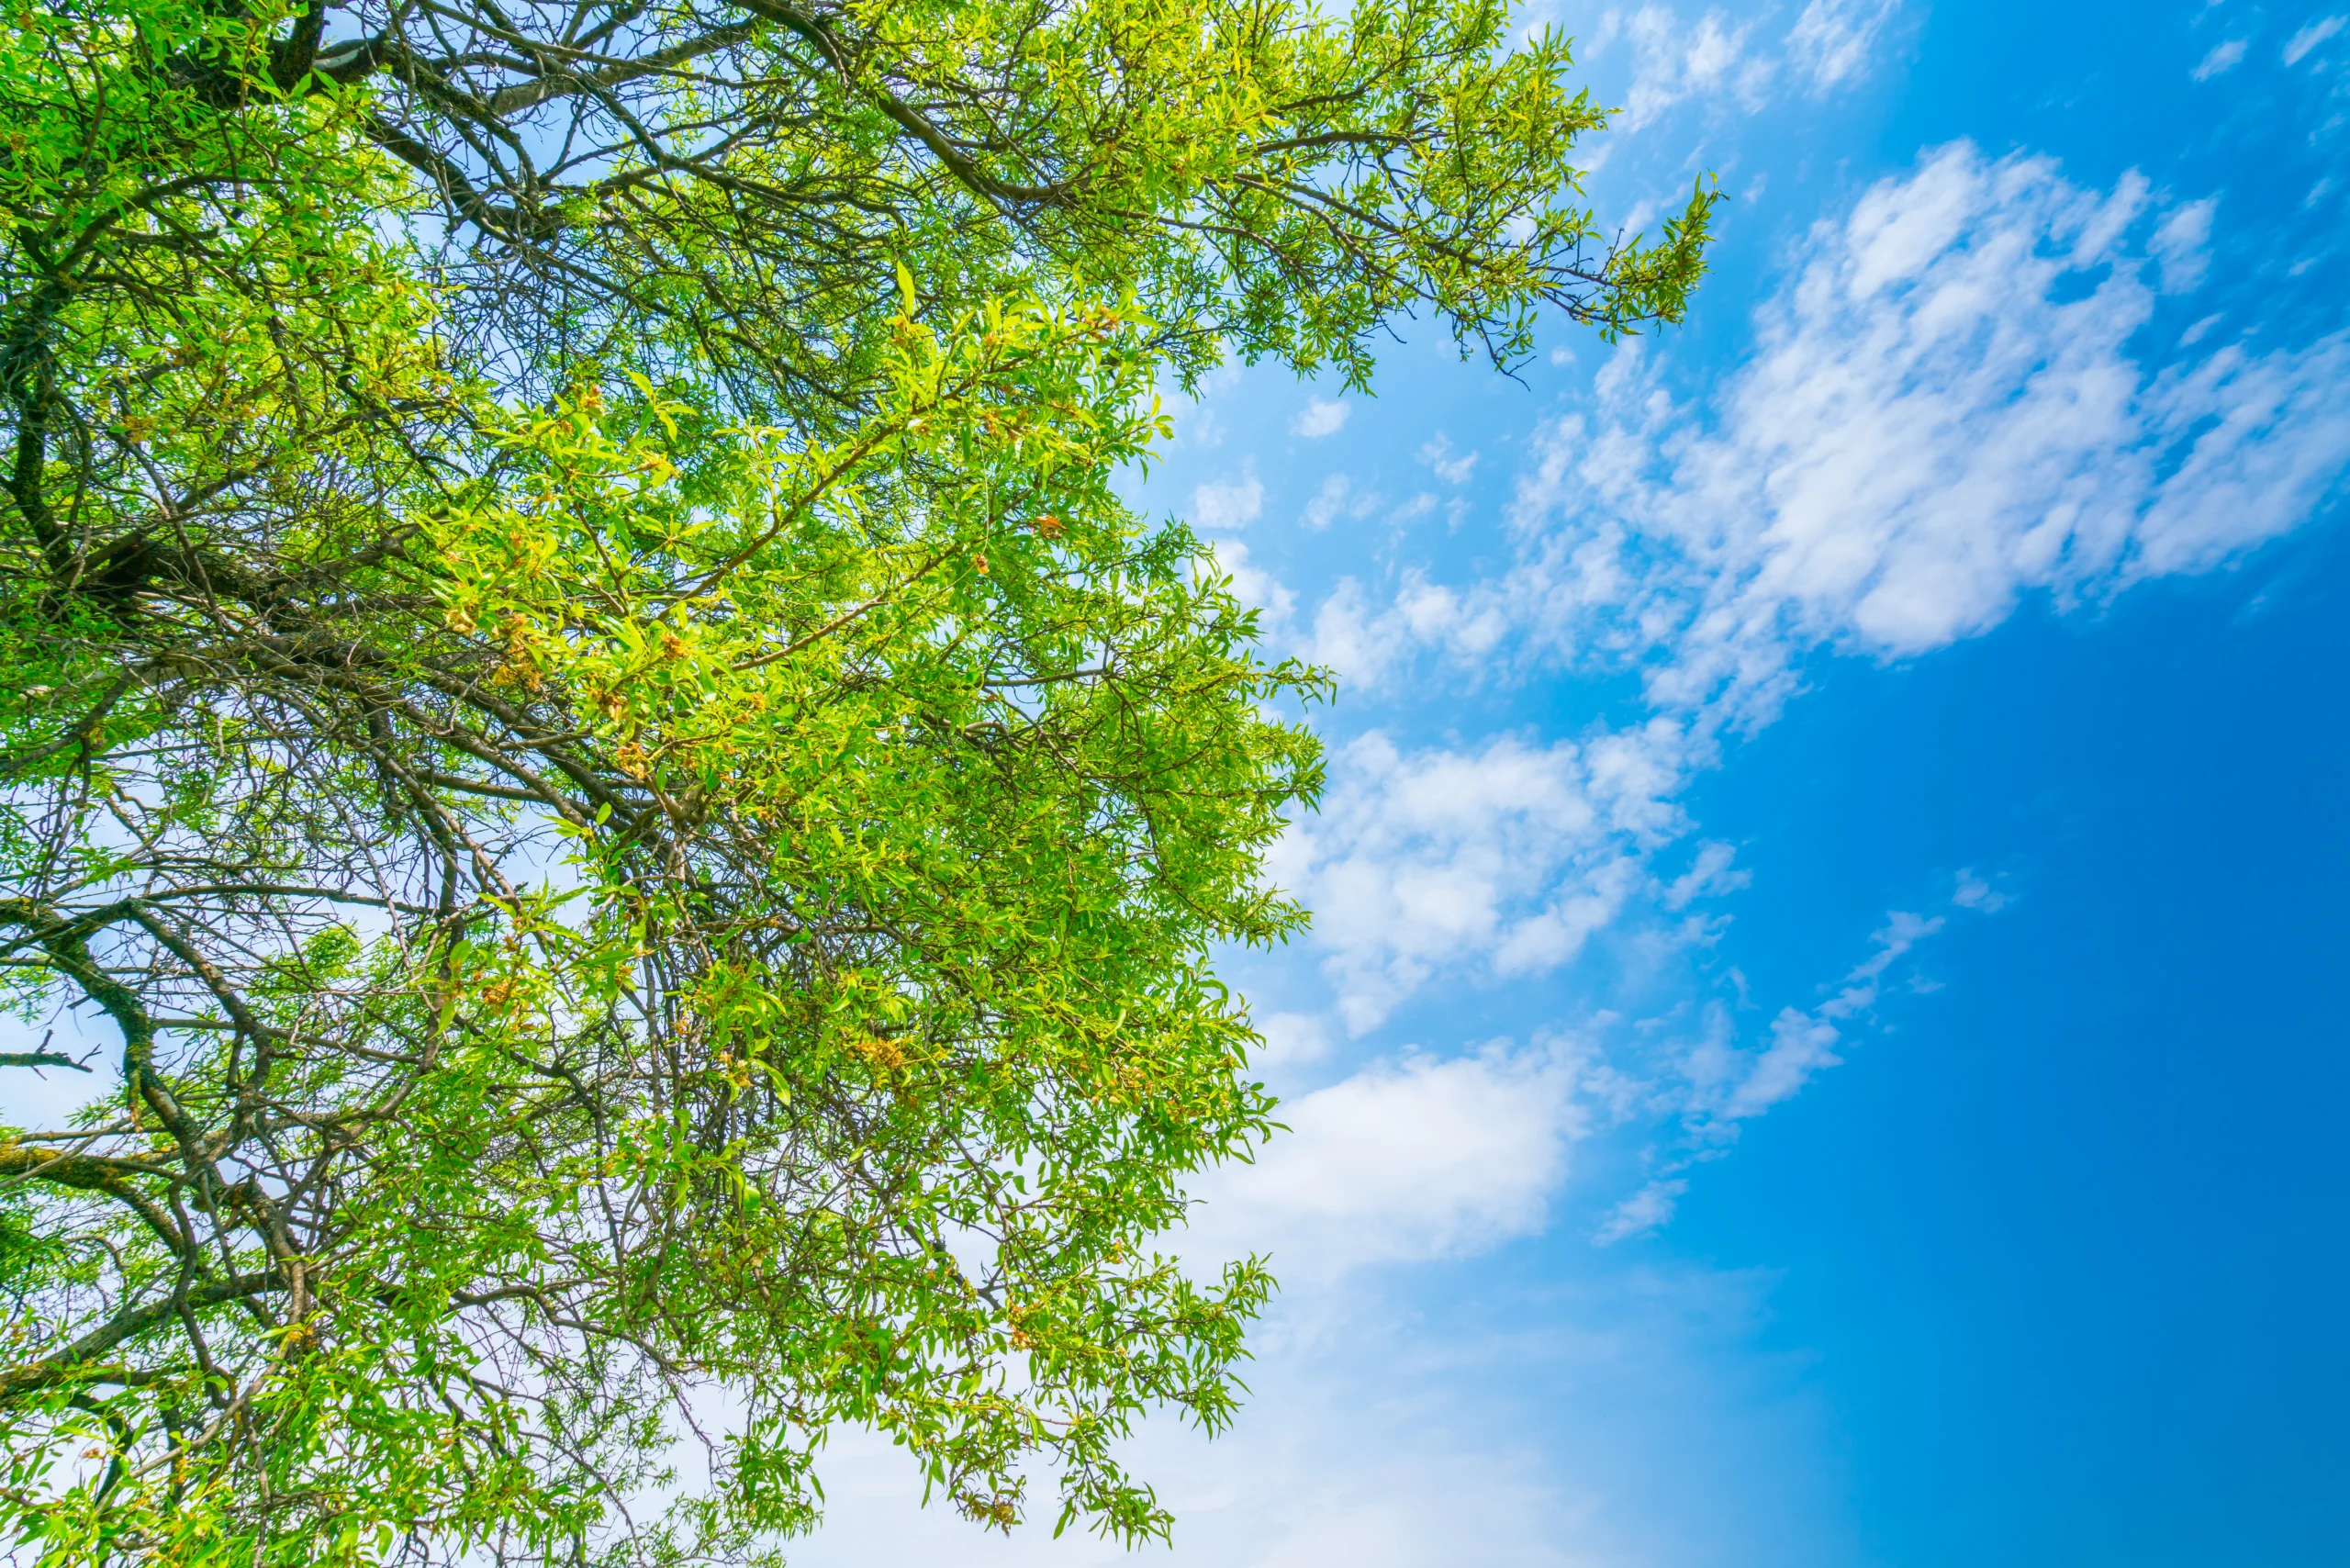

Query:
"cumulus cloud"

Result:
[[1250, 1009, 1336, 1070], [1203, 537, 1295, 627], [1192, 465, 1265, 530], [1303, 578, 1408, 689], [1268, 728, 1688, 1031], [1292, 396, 1351, 439], [1304, 565, 1524, 690], [1185, 1038, 1589, 1272], [1229, 139, 2346, 1268], [1592, 144, 2342, 689], [1235, 757, 1951, 1260]]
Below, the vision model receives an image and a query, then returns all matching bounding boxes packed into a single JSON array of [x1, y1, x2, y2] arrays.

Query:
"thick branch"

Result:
[[733, 0, 1075, 208], [0, 1271, 285, 1406]]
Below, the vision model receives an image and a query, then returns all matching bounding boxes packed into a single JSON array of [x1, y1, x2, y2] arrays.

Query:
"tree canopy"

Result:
[[0, 0, 1711, 1562]]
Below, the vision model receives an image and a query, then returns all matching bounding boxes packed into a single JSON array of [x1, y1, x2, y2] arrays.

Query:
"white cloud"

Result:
[[2284, 16, 2344, 66], [1292, 396, 1352, 439], [1953, 868, 2011, 913], [1269, 140, 2350, 1221], [2151, 196, 2217, 292], [1186, 1038, 1587, 1272], [1304, 577, 1409, 688], [1589, 892, 1983, 1246], [1181, 403, 1228, 449], [1785, 0, 1900, 91], [1681, 904, 1955, 1138], [1814, 909, 1942, 1021], [1718, 1007, 1843, 1119], [1418, 433, 1481, 485], [2192, 37, 2248, 79], [1358, 142, 2350, 732], [1621, 6, 1771, 127], [1595, 1177, 1689, 1244], [1203, 537, 1295, 627], [1250, 1009, 1336, 1070], [1662, 839, 1750, 910], [1193, 465, 1265, 530], [1269, 729, 1686, 1031], [1304, 563, 1528, 690], [1597, 0, 1895, 125], [1300, 472, 1373, 532]]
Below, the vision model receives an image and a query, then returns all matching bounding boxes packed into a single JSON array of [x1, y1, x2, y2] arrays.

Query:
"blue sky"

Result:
[[784, 2, 2350, 1563]]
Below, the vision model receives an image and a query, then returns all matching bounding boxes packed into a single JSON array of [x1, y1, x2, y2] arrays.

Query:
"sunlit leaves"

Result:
[[1, 0, 1706, 1560]]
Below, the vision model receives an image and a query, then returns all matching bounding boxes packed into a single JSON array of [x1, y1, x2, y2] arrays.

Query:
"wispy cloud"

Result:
[[1663, 839, 1751, 910], [1785, 0, 1901, 91], [1953, 868, 2012, 912], [1596, 890, 1979, 1244], [1620, 6, 1770, 128], [1594, 1176, 1690, 1244], [1583, 0, 1899, 128], [2152, 196, 2218, 292], [2283, 16, 2344, 67], [1418, 433, 1481, 485], [1204, 892, 1972, 1260], [1343, 142, 2348, 734], [2192, 37, 2248, 79]]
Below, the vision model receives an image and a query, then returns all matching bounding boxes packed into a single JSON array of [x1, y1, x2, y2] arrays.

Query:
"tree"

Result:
[[0, 0, 1712, 1562]]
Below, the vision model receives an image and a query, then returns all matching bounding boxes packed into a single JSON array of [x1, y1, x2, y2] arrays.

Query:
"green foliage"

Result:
[[0, 0, 1709, 1562]]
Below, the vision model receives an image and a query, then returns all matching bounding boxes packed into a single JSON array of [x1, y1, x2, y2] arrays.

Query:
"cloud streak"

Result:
[[1597, 896, 1968, 1243]]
